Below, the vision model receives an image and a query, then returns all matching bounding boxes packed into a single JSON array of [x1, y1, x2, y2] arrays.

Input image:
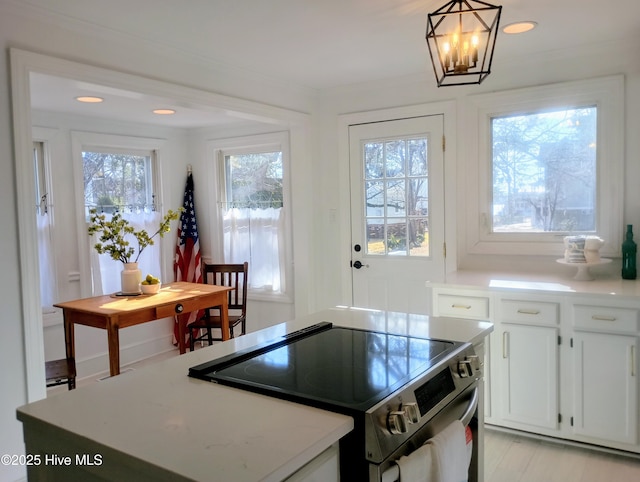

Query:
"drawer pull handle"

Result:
[[632, 345, 636, 377], [591, 315, 616, 321], [517, 309, 540, 315], [452, 304, 472, 310], [502, 332, 509, 359]]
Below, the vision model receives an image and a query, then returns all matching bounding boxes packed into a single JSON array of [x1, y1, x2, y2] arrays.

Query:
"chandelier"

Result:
[[426, 0, 502, 87]]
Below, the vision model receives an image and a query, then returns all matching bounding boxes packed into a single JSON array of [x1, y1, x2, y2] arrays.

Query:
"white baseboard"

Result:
[[75, 334, 176, 380]]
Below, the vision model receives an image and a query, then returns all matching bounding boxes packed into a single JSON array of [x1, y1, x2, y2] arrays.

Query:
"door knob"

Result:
[[353, 260, 363, 269]]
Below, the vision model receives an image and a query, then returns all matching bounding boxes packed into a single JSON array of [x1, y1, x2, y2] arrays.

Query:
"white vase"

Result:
[[121, 262, 142, 294]]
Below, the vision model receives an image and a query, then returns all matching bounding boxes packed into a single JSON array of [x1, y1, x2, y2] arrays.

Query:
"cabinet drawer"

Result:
[[573, 305, 639, 333], [437, 294, 489, 320], [155, 298, 207, 319], [500, 299, 559, 325]]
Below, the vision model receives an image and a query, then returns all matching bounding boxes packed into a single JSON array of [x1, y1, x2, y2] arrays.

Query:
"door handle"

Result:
[[351, 260, 368, 269], [502, 331, 509, 359]]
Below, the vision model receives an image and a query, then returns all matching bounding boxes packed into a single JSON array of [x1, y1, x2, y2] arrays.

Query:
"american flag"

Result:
[[173, 172, 202, 346]]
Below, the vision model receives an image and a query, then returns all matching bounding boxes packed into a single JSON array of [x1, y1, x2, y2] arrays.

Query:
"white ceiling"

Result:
[[21, 0, 640, 127]]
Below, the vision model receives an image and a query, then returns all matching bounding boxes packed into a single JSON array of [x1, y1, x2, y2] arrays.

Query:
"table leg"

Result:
[[220, 296, 230, 341], [63, 311, 75, 362], [177, 314, 187, 355], [106, 321, 120, 376]]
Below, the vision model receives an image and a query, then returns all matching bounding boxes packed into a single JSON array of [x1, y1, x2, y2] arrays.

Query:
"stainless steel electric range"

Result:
[[189, 322, 482, 481]]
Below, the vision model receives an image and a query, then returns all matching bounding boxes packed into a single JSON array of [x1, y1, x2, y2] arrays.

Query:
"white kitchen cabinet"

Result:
[[499, 323, 560, 431], [284, 444, 339, 482], [572, 332, 637, 445], [570, 303, 639, 446], [432, 278, 640, 455], [494, 297, 560, 433]]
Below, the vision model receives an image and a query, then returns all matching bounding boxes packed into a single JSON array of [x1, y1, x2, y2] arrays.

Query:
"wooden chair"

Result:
[[189, 262, 248, 351], [45, 358, 76, 390]]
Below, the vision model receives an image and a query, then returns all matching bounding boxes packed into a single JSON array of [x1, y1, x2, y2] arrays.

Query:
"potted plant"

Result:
[[87, 207, 182, 294]]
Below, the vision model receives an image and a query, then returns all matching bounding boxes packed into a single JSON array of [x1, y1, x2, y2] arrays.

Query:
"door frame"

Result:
[[337, 101, 458, 307]]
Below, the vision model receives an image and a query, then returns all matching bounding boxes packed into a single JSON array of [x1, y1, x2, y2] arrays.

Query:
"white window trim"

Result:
[[464, 75, 624, 257], [33, 126, 60, 319], [71, 132, 167, 298], [207, 131, 293, 304]]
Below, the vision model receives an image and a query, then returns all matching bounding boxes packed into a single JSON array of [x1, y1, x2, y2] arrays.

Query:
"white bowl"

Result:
[[140, 282, 161, 295]]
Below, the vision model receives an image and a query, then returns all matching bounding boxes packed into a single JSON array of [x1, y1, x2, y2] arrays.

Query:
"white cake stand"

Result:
[[556, 258, 612, 281]]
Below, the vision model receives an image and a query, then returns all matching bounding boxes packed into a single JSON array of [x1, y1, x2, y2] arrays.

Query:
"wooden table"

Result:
[[54, 282, 232, 377]]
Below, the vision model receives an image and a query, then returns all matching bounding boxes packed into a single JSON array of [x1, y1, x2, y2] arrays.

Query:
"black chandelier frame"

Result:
[[426, 0, 502, 87]]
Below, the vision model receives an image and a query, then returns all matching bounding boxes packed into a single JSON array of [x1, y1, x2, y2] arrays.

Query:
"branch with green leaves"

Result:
[[88, 207, 183, 264]]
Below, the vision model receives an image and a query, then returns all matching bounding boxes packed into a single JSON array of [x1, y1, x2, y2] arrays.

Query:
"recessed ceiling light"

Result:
[[75, 96, 104, 103], [153, 109, 176, 115], [502, 21, 537, 34]]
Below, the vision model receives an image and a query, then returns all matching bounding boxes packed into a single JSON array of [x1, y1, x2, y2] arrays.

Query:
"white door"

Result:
[[500, 323, 559, 430], [349, 115, 445, 313], [573, 332, 638, 444]]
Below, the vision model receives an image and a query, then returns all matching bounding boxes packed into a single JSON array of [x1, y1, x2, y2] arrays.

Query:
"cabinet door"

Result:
[[573, 332, 638, 445], [500, 324, 559, 430]]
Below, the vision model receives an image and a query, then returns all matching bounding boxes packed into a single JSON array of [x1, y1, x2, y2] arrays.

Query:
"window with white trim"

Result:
[[72, 132, 165, 296], [33, 139, 58, 311], [211, 132, 292, 302], [466, 76, 624, 257]]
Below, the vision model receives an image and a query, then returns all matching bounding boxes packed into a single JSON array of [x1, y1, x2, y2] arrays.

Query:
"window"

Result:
[[83, 148, 156, 215], [363, 136, 429, 256], [212, 132, 291, 301], [492, 107, 597, 233], [33, 138, 58, 310], [72, 131, 165, 296], [466, 76, 623, 256]]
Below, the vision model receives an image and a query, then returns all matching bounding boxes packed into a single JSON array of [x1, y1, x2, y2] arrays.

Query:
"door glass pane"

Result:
[[365, 142, 384, 179], [366, 218, 385, 255], [409, 218, 429, 256], [409, 139, 427, 176], [385, 140, 405, 178], [366, 181, 384, 217], [386, 180, 406, 217], [387, 220, 407, 255], [363, 136, 429, 257]]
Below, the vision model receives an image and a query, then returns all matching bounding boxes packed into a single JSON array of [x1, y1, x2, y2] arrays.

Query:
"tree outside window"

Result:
[[491, 106, 597, 234]]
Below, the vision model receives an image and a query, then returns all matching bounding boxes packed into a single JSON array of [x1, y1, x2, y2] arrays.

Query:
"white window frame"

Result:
[[71, 132, 167, 298], [208, 132, 293, 303], [32, 127, 60, 321], [464, 76, 624, 257]]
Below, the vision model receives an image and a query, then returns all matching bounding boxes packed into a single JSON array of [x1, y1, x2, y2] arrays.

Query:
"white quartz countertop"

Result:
[[17, 307, 493, 481], [434, 270, 640, 298]]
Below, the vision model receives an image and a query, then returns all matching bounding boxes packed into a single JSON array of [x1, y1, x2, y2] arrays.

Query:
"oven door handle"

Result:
[[459, 387, 479, 427], [381, 387, 479, 482]]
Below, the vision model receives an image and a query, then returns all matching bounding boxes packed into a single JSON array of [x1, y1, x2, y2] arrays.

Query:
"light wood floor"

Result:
[[50, 351, 640, 482], [484, 428, 640, 482]]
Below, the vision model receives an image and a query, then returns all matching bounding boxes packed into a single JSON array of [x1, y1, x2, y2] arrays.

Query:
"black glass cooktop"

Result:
[[189, 323, 459, 412]]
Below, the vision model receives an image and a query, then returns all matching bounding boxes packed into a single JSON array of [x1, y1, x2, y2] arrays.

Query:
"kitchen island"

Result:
[[17, 307, 493, 481]]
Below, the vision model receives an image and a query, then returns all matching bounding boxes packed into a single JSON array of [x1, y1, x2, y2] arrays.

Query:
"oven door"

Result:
[[371, 381, 480, 482]]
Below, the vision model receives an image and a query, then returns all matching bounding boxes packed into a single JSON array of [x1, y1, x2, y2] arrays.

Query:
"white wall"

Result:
[[0, 4, 318, 481], [3, 3, 640, 482], [313, 38, 640, 310]]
